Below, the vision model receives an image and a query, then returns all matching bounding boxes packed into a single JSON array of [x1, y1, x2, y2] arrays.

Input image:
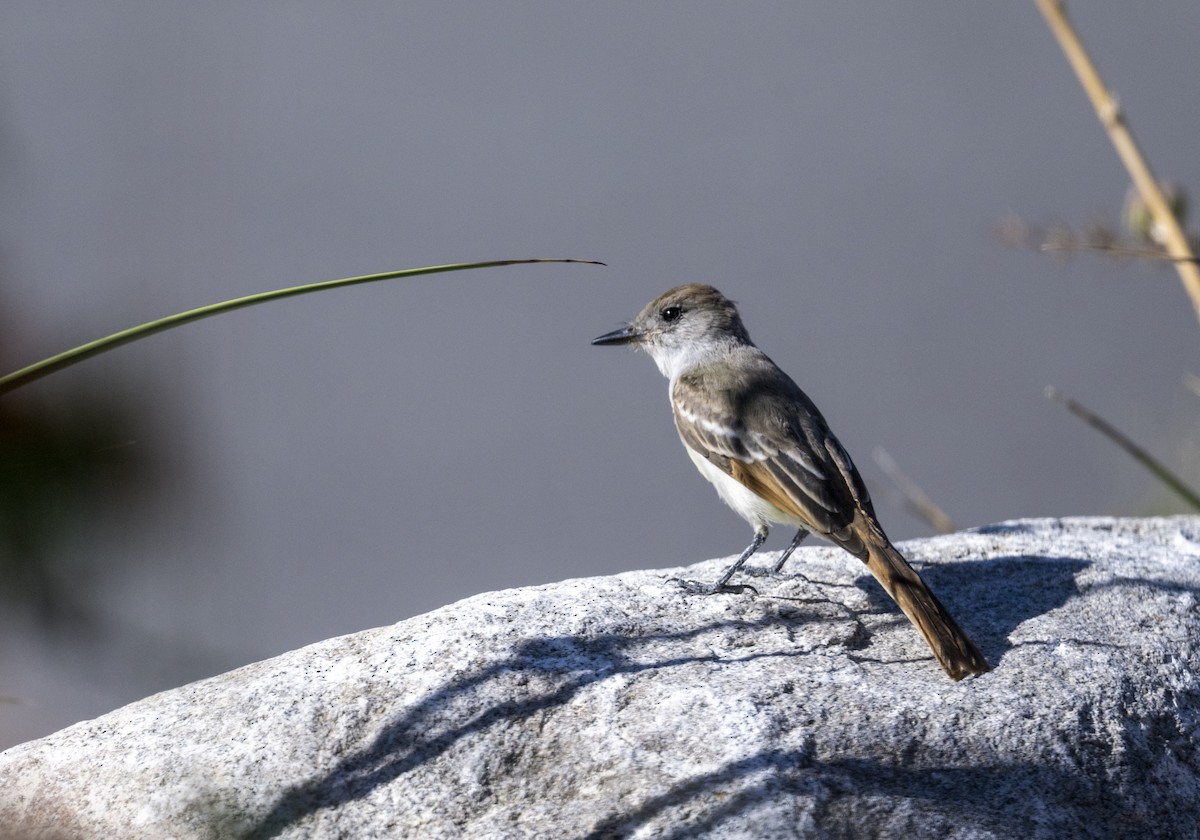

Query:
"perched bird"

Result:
[[592, 284, 989, 680]]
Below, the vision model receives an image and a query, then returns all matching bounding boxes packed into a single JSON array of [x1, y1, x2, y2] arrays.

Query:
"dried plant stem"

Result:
[[1046, 387, 1200, 511], [1036, 0, 1200, 324], [1040, 243, 1200, 264], [872, 447, 957, 534], [1183, 373, 1200, 398]]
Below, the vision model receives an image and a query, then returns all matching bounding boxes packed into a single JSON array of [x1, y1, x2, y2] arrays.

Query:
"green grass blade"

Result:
[[0, 258, 604, 396]]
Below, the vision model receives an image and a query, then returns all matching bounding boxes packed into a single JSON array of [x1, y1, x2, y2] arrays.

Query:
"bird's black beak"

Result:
[[591, 325, 641, 346]]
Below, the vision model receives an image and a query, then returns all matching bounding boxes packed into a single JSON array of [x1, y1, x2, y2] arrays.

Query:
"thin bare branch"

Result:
[[1045, 387, 1200, 511], [1036, 0, 1200, 325], [872, 446, 957, 534], [1040, 243, 1200, 263], [1183, 373, 1200, 398]]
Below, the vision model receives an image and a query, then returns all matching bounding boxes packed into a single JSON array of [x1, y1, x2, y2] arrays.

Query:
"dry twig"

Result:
[[1036, 0, 1200, 324], [872, 447, 957, 534], [1045, 387, 1200, 511]]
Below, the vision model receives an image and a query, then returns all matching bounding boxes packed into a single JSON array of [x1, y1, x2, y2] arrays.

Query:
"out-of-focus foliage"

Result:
[[0, 351, 158, 637]]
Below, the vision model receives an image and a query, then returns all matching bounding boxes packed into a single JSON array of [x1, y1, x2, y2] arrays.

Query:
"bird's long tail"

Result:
[[855, 524, 990, 680]]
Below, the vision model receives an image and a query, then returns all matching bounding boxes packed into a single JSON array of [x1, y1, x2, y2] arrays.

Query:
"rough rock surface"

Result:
[[2, 517, 1198, 839]]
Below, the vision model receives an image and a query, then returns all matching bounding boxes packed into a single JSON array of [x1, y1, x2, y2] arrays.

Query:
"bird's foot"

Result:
[[671, 578, 758, 596]]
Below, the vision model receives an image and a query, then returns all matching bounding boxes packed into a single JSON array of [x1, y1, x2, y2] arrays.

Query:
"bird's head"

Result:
[[591, 284, 752, 380]]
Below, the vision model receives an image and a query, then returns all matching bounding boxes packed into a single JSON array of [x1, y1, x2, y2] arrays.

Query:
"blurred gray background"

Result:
[[2, 2, 1198, 748]]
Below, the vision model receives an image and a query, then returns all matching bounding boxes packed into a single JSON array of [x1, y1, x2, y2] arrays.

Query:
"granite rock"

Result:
[[1, 517, 1198, 839]]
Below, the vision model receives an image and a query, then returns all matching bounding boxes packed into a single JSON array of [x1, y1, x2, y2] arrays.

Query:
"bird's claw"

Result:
[[672, 578, 758, 597]]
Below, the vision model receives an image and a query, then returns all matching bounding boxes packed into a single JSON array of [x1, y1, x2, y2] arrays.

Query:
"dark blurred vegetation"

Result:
[[0, 309, 160, 640]]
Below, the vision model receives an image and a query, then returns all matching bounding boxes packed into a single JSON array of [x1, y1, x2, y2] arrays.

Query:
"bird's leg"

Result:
[[772, 528, 810, 574], [674, 528, 769, 595], [711, 528, 767, 590], [662, 528, 763, 592]]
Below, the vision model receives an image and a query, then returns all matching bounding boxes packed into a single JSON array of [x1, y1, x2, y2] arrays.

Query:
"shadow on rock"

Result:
[[241, 616, 809, 839], [583, 747, 1175, 840], [855, 555, 1089, 667]]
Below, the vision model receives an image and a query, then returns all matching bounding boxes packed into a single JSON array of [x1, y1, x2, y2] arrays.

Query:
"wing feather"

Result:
[[672, 364, 860, 535]]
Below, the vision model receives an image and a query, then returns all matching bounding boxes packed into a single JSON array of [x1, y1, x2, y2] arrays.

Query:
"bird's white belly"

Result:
[[684, 445, 809, 531]]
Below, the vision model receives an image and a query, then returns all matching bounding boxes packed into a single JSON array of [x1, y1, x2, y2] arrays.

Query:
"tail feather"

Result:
[[856, 525, 989, 680]]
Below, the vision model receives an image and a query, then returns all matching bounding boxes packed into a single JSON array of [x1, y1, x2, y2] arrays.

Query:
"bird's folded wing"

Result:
[[672, 375, 851, 533]]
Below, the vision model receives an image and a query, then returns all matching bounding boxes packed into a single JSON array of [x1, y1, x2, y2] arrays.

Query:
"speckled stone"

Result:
[[2, 517, 1198, 839]]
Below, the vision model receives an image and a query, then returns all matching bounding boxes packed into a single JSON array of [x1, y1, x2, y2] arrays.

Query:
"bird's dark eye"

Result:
[[661, 306, 682, 322]]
